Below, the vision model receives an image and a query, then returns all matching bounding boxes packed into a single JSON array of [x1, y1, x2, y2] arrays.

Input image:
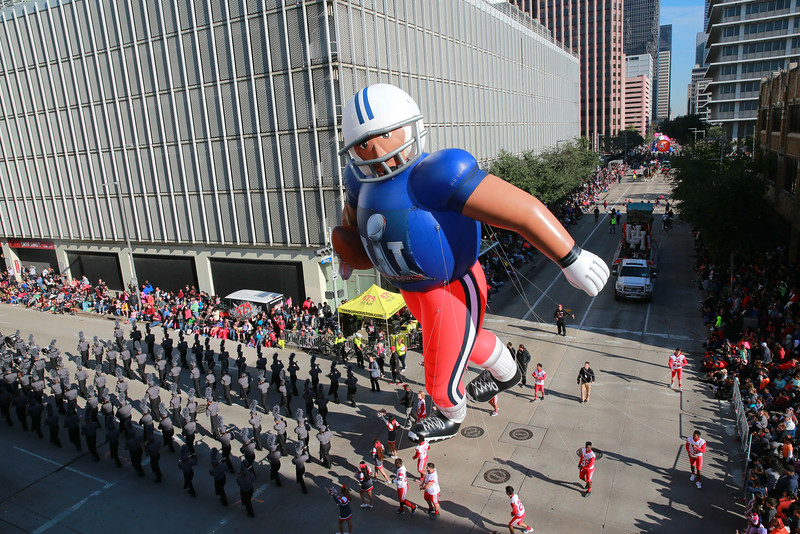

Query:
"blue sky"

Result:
[[661, 0, 706, 117]]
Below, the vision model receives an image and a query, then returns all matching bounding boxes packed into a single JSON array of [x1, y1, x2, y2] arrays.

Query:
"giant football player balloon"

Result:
[[333, 84, 609, 442]]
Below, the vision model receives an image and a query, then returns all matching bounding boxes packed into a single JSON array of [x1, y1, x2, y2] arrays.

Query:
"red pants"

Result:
[[689, 455, 703, 471], [402, 262, 495, 410], [534, 384, 545, 396], [671, 369, 683, 382]]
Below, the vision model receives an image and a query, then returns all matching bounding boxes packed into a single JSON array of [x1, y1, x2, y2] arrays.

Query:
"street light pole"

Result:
[[103, 180, 140, 307]]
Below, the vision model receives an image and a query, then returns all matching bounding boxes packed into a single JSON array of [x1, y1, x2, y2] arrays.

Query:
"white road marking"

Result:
[[32, 482, 116, 534], [13, 446, 112, 486], [521, 186, 630, 322]]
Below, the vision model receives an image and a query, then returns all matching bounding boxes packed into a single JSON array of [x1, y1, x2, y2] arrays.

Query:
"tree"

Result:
[[602, 127, 644, 155], [659, 114, 707, 145], [487, 139, 599, 206], [670, 143, 778, 257]]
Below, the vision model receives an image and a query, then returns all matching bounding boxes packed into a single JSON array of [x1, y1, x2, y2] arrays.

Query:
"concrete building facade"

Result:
[[624, 54, 652, 133], [705, 0, 800, 139], [0, 0, 580, 304], [623, 0, 659, 84]]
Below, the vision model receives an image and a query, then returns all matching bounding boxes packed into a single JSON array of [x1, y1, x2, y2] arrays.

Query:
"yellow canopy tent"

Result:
[[337, 284, 405, 320]]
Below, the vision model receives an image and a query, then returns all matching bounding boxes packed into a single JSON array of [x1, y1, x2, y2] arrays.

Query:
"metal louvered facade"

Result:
[[0, 0, 579, 302]]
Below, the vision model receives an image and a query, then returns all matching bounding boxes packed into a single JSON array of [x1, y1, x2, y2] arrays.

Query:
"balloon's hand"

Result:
[[339, 259, 353, 281], [560, 247, 610, 297]]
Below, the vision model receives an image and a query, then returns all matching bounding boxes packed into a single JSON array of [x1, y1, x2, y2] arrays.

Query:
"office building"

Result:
[[756, 63, 800, 257], [534, 0, 626, 143], [623, 0, 659, 77], [654, 24, 672, 123], [0, 0, 580, 304], [705, 0, 800, 139], [688, 66, 711, 120], [624, 54, 653, 133]]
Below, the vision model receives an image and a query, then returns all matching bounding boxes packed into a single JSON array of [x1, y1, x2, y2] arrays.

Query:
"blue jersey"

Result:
[[344, 148, 486, 292]]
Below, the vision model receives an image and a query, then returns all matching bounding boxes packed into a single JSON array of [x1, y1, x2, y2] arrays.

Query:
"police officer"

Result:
[[292, 443, 309, 493], [115, 369, 129, 400], [50, 370, 65, 415], [63, 378, 78, 411], [129, 324, 142, 351], [117, 392, 132, 433], [146, 436, 163, 482], [46, 403, 62, 447], [82, 412, 100, 461], [12, 387, 28, 431], [33, 352, 46, 382], [256, 348, 267, 378], [31, 372, 45, 404], [178, 445, 198, 496], [315, 385, 329, 426], [100, 391, 114, 428], [161, 334, 173, 368], [309, 360, 322, 392], [353, 333, 365, 369], [221, 369, 233, 406], [203, 340, 215, 376], [302, 380, 315, 420], [236, 461, 256, 517], [270, 354, 284, 392], [85, 386, 99, 422], [219, 342, 230, 376], [106, 419, 122, 467], [209, 448, 229, 506], [158, 402, 176, 453], [182, 407, 196, 454]]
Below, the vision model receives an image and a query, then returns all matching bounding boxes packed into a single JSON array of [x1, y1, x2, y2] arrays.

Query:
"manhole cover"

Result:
[[509, 428, 533, 441], [483, 468, 511, 484], [461, 426, 484, 438]]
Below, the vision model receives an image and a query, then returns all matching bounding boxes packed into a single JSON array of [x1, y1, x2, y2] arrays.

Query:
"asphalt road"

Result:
[[0, 169, 743, 533]]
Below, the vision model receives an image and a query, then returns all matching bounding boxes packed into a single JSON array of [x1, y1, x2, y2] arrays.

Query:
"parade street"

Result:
[[0, 170, 742, 533]]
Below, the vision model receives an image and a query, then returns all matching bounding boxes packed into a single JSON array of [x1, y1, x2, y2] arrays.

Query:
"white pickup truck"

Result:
[[614, 258, 655, 302]]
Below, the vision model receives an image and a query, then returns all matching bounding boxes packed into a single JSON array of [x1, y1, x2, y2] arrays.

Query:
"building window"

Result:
[[723, 26, 737, 38], [783, 158, 798, 196], [724, 5, 741, 17], [772, 108, 783, 131], [740, 101, 759, 111], [720, 102, 736, 112], [789, 104, 800, 133], [720, 83, 736, 94]]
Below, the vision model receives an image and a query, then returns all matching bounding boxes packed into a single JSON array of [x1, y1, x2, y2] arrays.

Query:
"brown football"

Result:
[[332, 226, 373, 270]]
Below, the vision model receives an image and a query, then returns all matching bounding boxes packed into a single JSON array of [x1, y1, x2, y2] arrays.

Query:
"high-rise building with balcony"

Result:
[[705, 0, 800, 139], [655, 24, 672, 123], [533, 0, 626, 143], [625, 54, 653, 133]]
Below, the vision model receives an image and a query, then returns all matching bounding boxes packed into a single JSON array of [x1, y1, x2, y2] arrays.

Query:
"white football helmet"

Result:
[[340, 84, 427, 182]]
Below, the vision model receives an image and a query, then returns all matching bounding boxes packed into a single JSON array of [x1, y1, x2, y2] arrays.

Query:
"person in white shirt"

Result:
[[390, 458, 417, 515], [419, 462, 441, 517], [505, 485, 534, 533], [668, 348, 687, 390]]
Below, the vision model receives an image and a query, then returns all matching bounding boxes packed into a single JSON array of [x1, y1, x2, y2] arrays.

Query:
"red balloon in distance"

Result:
[[332, 227, 373, 270], [656, 140, 670, 152]]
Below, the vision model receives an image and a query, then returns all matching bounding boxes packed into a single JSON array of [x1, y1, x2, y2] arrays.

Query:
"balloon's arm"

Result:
[[461, 173, 574, 263], [332, 204, 373, 279]]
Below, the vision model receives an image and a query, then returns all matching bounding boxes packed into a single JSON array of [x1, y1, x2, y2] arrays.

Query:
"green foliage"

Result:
[[670, 143, 778, 257], [487, 139, 599, 206], [659, 114, 707, 145], [602, 128, 645, 154]]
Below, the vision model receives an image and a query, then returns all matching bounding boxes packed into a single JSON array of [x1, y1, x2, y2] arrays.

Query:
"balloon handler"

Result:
[[333, 84, 610, 442]]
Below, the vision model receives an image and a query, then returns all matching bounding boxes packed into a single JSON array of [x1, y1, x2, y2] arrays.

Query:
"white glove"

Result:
[[560, 247, 610, 297]]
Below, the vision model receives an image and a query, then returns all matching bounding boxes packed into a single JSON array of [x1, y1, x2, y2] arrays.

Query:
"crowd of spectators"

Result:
[[692, 239, 800, 534]]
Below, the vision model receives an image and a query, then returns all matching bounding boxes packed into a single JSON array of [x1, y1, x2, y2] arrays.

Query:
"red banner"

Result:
[[7, 239, 55, 249]]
